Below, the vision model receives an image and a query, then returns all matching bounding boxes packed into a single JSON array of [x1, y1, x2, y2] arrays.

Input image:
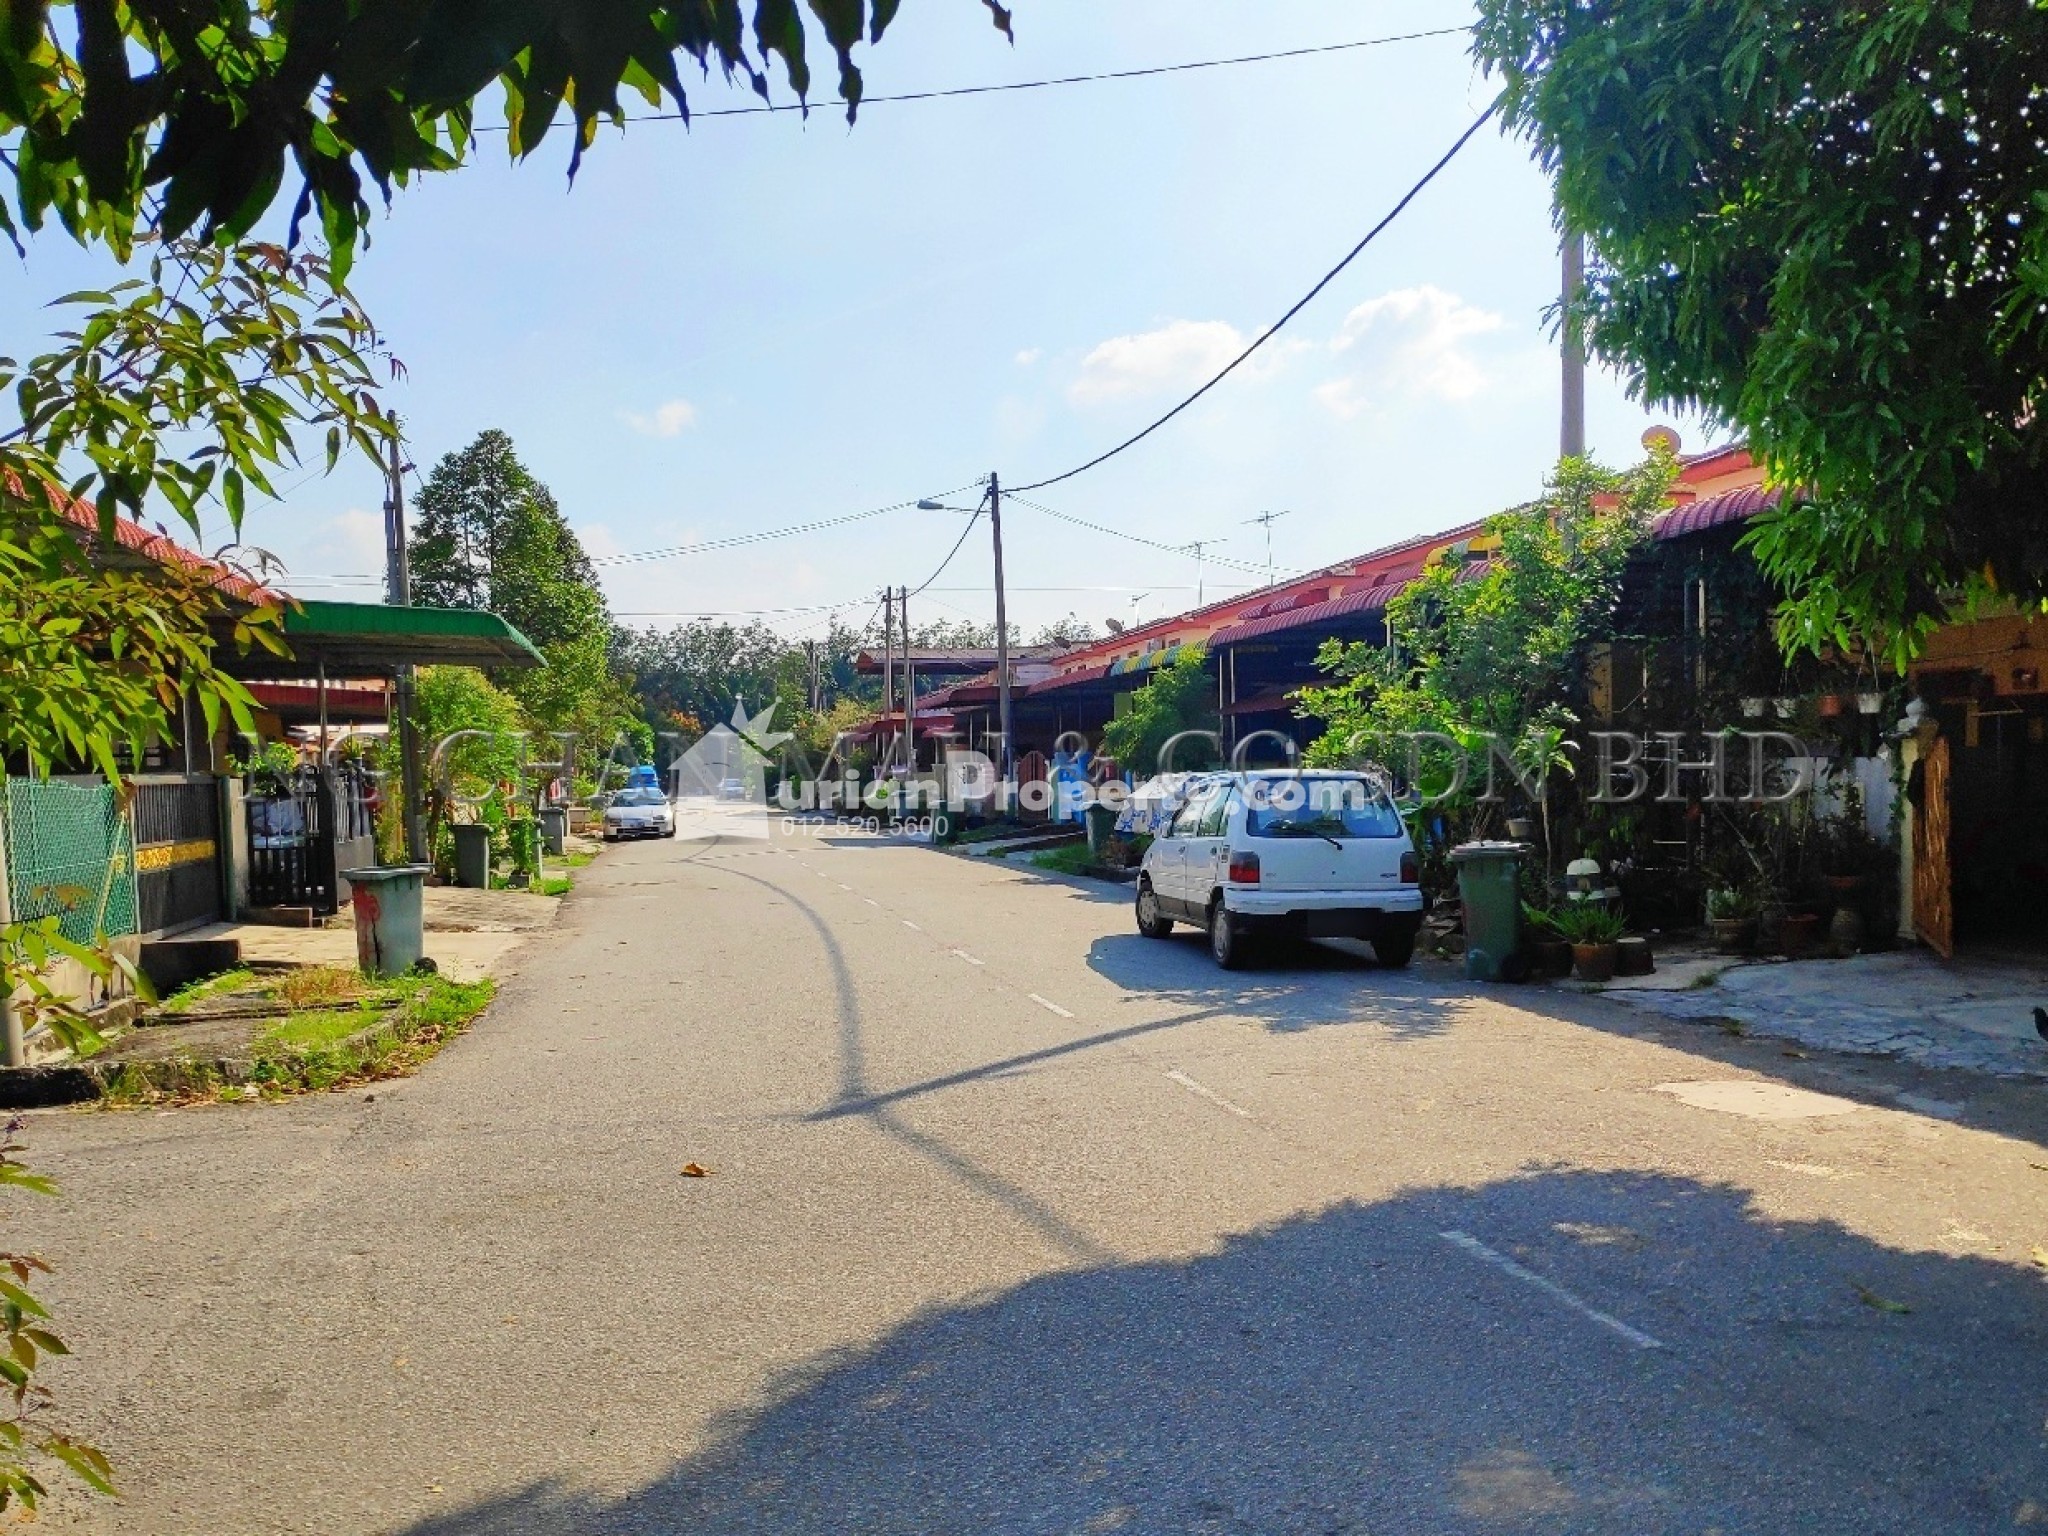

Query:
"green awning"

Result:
[[228, 600, 545, 679]]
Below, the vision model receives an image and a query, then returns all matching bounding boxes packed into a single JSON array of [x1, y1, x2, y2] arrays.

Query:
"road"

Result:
[[16, 819, 2048, 1533]]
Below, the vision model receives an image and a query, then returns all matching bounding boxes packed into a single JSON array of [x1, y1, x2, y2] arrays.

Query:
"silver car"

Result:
[[603, 787, 676, 841]]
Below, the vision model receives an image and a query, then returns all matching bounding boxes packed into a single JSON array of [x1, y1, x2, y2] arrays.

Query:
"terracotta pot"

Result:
[[1817, 694, 1844, 718], [1780, 912, 1822, 958], [1709, 917, 1753, 955], [1826, 873, 1865, 895], [1573, 942, 1619, 983]]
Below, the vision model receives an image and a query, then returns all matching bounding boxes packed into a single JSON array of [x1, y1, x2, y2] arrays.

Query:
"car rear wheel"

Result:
[[1135, 880, 1174, 939], [1209, 901, 1248, 970], [1372, 929, 1416, 968]]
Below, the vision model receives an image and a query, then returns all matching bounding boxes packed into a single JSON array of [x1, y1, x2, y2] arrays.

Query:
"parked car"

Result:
[[717, 777, 748, 801], [603, 786, 676, 841], [1135, 771, 1423, 969]]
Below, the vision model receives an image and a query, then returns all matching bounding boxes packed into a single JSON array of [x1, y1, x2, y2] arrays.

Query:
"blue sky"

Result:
[[4, 2, 1712, 643]]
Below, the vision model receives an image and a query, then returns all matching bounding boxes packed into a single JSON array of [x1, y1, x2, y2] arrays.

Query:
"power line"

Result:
[[473, 27, 1468, 132], [588, 481, 981, 567], [1011, 97, 1502, 494], [1004, 493, 1277, 581]]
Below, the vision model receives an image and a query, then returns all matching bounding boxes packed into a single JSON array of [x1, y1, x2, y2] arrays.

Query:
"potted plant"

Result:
[[1705, 887, 1755, 954], [1740, 697, 1766, 718], [1555, 901, 1627, 982], [1521, 902, 1574, 978], [1816, 693, 1844, 718]]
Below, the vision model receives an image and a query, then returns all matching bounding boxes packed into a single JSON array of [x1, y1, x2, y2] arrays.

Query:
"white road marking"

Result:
[[902, 920, 921, 931], [950, 949, 984, 966], [1438, 1230, 1664, 1351], [838, 883, 852, 891], [863, 897, 880, 907], [1029, 994, 1074, 1018], [1165, 1069, 1251, 1119]]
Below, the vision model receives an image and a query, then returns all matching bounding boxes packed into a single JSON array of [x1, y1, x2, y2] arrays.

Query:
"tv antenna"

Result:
[[1244, 510, 1293, 587]]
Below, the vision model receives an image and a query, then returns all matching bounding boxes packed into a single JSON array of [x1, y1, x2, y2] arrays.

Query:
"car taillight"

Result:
[[1399, 850, 1419, 884], [1227, 850, 1260, 884]]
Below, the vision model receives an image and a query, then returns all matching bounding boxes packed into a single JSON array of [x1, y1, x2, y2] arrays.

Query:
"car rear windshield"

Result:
[[1241, 779, 1403, 839], [614, 788, 668, 806]]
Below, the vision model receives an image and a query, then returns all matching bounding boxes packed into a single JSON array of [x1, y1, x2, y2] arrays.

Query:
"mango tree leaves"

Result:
[[0, 0, 1016, 278], [1472, 1, 2048, 665]]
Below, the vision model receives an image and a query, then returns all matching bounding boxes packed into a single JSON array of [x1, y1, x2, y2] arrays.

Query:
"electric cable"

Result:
[[472, 26, 1469, 132], [1010, 97, 1501, 494], [1004, 492, 1277, 581], [589, 479, 982, 566]]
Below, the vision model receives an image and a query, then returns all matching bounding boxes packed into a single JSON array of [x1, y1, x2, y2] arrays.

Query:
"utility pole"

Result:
[[989, 472, 1013, 780], [1245, 510, 1291, 588], [384, 426, 425, 864], [1561, 230, 1587, 460], [899, 585, 914, 771], [880, 587, 895, 769]]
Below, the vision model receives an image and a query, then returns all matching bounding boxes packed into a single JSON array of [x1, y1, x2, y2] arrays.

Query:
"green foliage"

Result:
[[1, 242, 390, 778], [1028, 842, 1097, 876], [0, 1, 1014, 276], [410, 430, 644, 771], [1551, 901, 1626, 945], [1098, 646, 1219, 774], [411, 431, 602, 652], [1302, 454, 1673, 818], [1033, 614, 1097, 648], [615, 620, 810, 740], [1472, 1, 2048, 662]]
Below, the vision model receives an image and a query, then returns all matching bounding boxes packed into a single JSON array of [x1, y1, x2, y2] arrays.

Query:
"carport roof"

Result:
[[229, 600, 545, 679]]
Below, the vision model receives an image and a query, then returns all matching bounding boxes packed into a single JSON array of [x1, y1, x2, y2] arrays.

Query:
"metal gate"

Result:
[[247, 770, 335, 913], [131, 776, 223, 935]]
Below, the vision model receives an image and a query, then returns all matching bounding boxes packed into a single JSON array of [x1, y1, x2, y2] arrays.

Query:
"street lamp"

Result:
[[918, 475, 1011, 778]]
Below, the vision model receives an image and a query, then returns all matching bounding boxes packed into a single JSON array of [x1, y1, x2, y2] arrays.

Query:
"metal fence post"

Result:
[[0, 784, 20, 1068]]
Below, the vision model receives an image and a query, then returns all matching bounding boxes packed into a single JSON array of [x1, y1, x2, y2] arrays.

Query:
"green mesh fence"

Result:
[[3, 779, 137, 944]]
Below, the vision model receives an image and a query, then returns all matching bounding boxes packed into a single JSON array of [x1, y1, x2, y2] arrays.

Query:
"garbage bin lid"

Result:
[[338, 864, 432, 881], [1448, 840, 1530, 861]]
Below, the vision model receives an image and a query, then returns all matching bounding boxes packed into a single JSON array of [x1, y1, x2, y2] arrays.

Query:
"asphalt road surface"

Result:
[[16, 819, 2048, 1534]]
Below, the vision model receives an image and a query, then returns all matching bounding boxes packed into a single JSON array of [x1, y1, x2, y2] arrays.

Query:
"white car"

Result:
[[603, 787, 676, 841], [1135, 771, 1424, 969]]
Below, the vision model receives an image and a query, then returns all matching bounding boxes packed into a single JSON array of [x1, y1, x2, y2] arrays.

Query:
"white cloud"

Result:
[[1014, 347, 1042, 367], [575, 522, 628, 561], [1068, 319, 1250, 406], [624, 398, 699, 437], [316, 507, 387, 571], [1318, 286, 1510, 417]]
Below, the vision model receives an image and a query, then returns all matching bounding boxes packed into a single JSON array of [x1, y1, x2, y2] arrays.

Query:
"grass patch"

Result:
[[270, 965, 365, 1010], [560, 849, 597, 870], [103, 972, 497, 1105], [957, 821, 1030, 845], [157, 968, 256, 1014], [1029, 843, 1098, 877], [537, 875, 573, 897]]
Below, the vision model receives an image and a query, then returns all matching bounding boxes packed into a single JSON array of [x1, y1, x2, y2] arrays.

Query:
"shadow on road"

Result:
[[394, 1168, 2048, 1535], [1086, 931, 1468, 1039]]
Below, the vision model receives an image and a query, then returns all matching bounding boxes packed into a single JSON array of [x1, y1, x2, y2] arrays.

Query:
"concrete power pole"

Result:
[[1561, 230, 1587, 460], [880, 587, 895, 769], [989, 473, 1013, 780], [384, 427, 426, 863], [899, 586, 914, 771]]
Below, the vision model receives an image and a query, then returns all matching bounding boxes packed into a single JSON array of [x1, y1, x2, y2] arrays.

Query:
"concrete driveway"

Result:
[[14, 820, 2048, 1533]]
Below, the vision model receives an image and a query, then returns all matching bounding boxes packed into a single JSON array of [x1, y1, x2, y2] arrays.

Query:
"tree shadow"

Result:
[[395, 1167, 2048, 1535], [1086, 932, 1466, 1039]]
